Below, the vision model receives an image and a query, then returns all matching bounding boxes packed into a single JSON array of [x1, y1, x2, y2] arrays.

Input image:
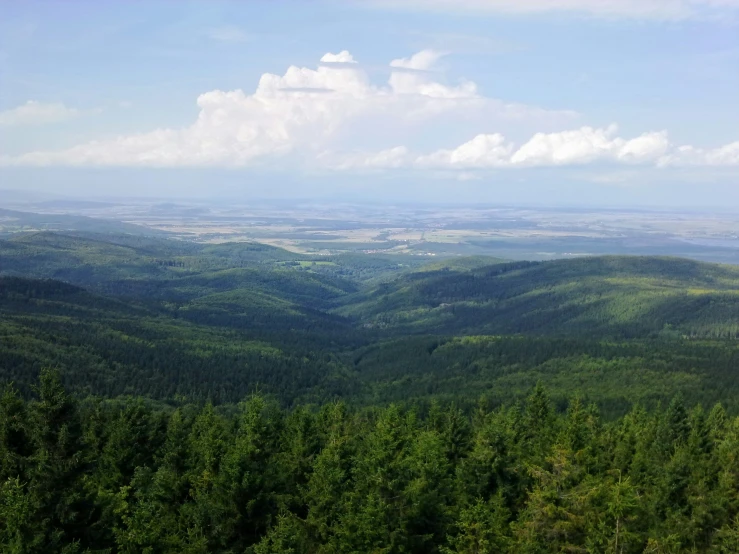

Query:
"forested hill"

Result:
[[6, 233, 739, 412], [0, 208, 169, 236], [0, 275, 360, 404], [5, 232, 739, 341], [0, 231, 432, 289], [339, 256, 739, 339]]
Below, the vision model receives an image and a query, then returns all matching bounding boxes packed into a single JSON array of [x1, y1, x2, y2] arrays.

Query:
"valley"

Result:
[[3, 226, 739, 415]]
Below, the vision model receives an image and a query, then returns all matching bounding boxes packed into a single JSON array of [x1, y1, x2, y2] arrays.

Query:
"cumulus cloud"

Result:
[[1, 50, 570, 168], [417, 133, 512, 168], [2, 51, 736, 173], [320, 51, 358, 64], [0, 101, 80, 126], [361, 0, 739, 20], [340, 125, 738, 170], [509, 126, 670, 166], [412, 125, 670, 169], [659, 141, 739, 167], [389, 50, 478, 98]]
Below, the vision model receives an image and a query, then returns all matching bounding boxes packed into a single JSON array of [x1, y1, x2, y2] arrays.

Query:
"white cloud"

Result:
[[659, 141, 739, 166], [361, 0, 739, 19], [2, 51, 736, 173], [509, 126, 670, 166], [336, 125, 738, 170], [417, 133, 512, 168], [388, 50, 478, 99], [412, 126, 672, 169], [390, 49, 444, 70], [1, 50, 570, 168], [431, 127, 737, 169], [0, 101, 80, 126], [320, 51, 358, 64]]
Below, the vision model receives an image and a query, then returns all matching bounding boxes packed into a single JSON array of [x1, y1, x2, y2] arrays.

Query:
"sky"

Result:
[[0, 0, 738, 206]]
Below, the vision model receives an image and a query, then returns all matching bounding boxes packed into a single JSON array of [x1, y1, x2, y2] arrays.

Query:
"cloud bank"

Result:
[[417, 126, 673, 168], [332, 126, 739, 170], [0, 50, 571, 168], [1, 51, 737, 172]]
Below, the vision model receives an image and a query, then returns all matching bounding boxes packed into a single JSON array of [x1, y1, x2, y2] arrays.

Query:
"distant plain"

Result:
[[2, 195, 739, 264]]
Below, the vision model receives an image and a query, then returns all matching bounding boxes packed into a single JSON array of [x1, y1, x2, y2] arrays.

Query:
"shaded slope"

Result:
[[338, 256, 739, 338], [0, 232, 310, 285], [0, 276, 357, 403], [348, 334, 739, 414]]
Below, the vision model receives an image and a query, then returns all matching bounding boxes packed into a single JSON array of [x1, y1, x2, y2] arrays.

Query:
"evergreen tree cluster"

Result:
[[2, 371, 739, 553]]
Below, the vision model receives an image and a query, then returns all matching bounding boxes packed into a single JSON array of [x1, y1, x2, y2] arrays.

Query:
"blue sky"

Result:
[[0, 0, 738, 206]]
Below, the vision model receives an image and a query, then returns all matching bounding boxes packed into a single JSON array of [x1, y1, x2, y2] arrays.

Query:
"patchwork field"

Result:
[[3, 198, 739, 263]]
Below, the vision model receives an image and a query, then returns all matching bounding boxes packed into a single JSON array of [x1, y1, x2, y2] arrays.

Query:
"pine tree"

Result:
[[25, 368, 90, 552], [442, 495, 511, 554]]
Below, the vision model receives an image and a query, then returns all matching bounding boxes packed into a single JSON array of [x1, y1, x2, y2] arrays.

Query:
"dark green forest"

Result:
[[4, 230, 739, 551], [2, 370, 739, 553]]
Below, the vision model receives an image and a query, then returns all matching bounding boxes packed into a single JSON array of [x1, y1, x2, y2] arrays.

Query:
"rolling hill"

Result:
[[337, 256, 739, 339], [0, 276, 357, 404], [5, 233, 739, 413], [0, 208, 168, 236]]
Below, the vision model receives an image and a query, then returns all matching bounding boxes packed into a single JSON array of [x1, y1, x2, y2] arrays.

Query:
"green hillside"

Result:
[[415, 255, 507, 272], [0, 276, 357, 404], [338, 256, 739, 339], [5, 274, 739, 413], [6, 234, 739, 414], [0, 231, 423, 291], [348, 334, 739, 414]]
